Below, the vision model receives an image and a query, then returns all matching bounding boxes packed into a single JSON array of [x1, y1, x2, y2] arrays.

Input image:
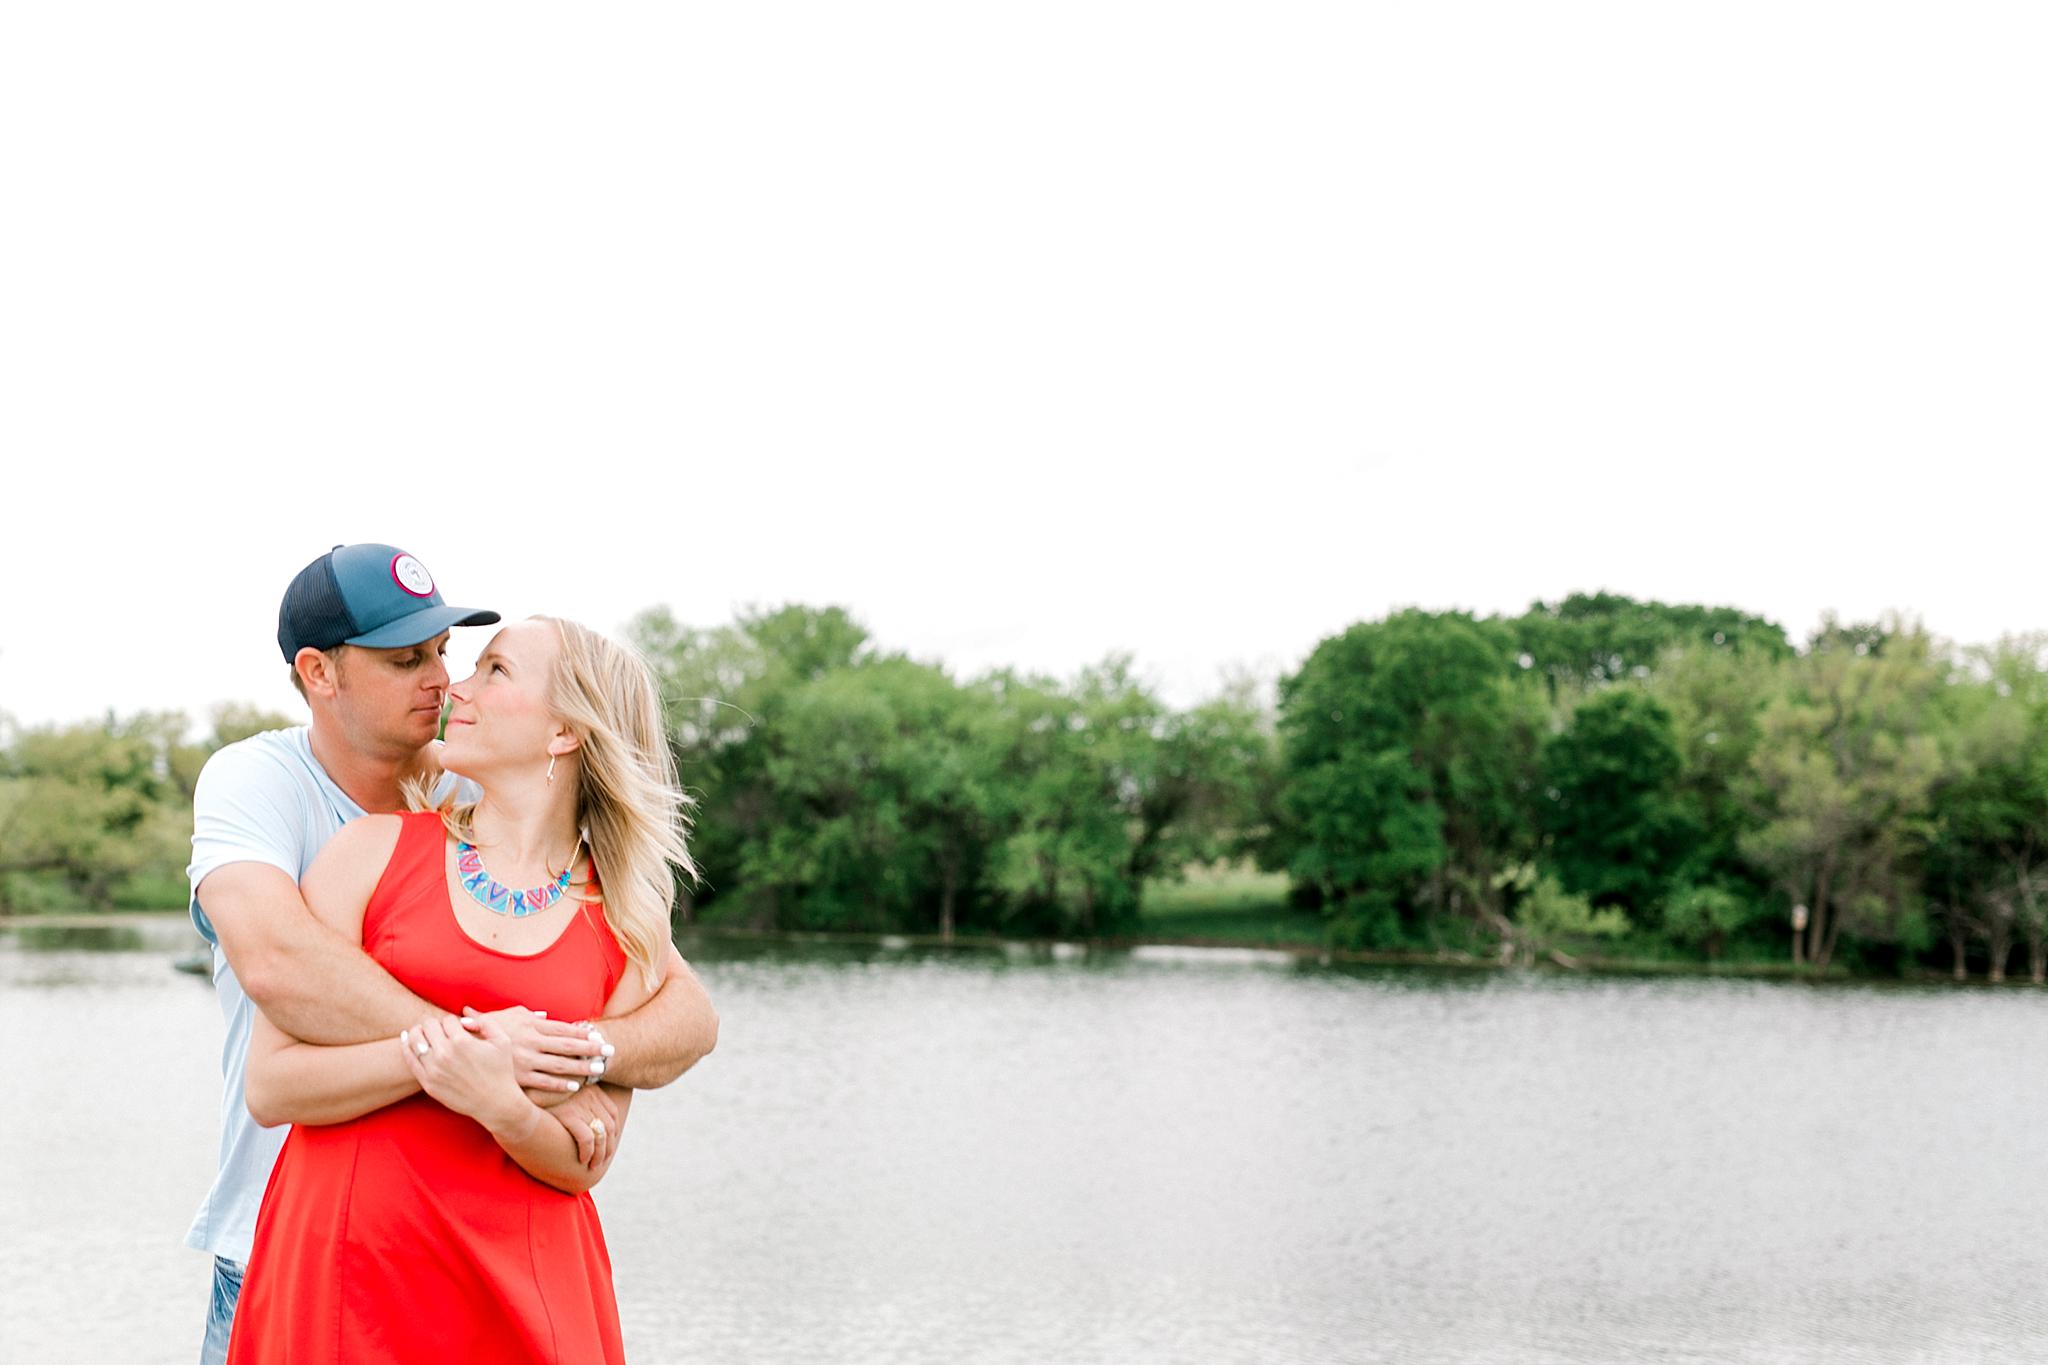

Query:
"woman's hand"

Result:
[[400, 1014, 527, 1131], [457, 1005, 610, 1104]]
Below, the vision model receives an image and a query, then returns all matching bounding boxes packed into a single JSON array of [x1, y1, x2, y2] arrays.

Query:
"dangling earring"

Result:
[[546, 754, 557, 784]]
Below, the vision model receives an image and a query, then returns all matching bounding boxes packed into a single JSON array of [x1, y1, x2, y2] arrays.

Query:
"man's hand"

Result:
[[550, 1083, 625, 1169], [459, 1005, 609, 1105]]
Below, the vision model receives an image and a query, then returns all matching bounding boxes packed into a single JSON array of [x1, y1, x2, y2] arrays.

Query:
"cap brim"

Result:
[[346, 605, 502, 649]]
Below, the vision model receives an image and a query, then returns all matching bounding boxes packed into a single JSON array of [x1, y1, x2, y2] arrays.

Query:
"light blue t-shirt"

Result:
[[183, 726, 469, 1264]]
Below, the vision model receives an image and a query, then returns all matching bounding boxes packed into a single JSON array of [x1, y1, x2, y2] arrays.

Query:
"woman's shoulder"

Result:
[[307, 814, 406, 878], [301, 815, 419, 937], [333, 811, 417, 854]]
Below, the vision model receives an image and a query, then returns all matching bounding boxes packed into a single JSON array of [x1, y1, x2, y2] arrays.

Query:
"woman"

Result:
[[226, 616, 695, 1364]]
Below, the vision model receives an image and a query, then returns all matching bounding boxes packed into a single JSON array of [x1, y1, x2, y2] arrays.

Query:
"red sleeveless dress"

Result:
[[226, 810, 630, 1365]]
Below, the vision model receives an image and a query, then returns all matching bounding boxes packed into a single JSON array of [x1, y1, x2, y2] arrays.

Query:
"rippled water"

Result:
[[9, 919, 2048, 1364]]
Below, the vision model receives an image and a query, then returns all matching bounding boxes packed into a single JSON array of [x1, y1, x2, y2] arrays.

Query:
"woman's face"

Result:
[[440, 619, 566, 781]]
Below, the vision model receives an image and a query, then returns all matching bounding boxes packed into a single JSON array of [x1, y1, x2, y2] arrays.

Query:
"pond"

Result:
[[9, 918, 2048, 1364]]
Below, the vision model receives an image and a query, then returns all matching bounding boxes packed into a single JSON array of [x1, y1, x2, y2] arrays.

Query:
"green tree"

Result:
[[0, 710, 197, 911], [742, 657, 1005, 936], [1645, 643, 1780, 927], [1514, 591, 1792, 697], [981, 657, 1161, 937], [1740, 619, 1944, 971], [1539, 689, 1694, 917], [629, 603, 880, 924], [1278, 609, 1544, 951], [1922, 636, 2048, 981]]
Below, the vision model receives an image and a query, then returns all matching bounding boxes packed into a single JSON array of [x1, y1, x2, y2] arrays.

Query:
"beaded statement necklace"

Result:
[[457, 840, 574, 918]]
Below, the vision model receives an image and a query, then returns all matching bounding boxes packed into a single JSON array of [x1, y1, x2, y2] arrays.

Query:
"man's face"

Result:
[[331, 632, 453, 755]]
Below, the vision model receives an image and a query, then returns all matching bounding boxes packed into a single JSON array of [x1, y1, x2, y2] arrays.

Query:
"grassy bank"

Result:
[[1137, 861, 1323, 945]]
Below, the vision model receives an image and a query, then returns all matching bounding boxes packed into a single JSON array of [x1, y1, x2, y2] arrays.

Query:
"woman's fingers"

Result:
[[528, 1049, 606, 1080], [518, 1066, 582, 1094], [534, 1018, 603, 1045], [400, 1031, 429, 1085]]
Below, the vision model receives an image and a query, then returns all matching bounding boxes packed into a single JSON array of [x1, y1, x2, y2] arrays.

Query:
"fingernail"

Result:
[[536, 1011, 548, 1019], [600, 1044, 615, 1058], [590, 1060, 605, 1075], [566, 1080, 580, 1092], [400, 1030, 410, 1047]]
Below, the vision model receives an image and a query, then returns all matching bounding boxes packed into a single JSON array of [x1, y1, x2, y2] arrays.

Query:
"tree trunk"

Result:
[[1805, 875, 1833, 969], [1948, 919, 1969, 982], [939, 861, 957, 944], [1816, 893, 1845, 973]]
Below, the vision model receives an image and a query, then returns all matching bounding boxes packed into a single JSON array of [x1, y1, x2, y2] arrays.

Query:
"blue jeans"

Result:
[[200, 1256, 244, 1365]]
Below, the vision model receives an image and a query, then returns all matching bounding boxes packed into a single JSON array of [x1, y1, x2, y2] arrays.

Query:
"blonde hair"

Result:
[[429, 617, 696, 990]]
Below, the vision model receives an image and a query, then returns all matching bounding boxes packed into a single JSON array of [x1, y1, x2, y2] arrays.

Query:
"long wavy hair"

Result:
[[429, 617, 696, 990]]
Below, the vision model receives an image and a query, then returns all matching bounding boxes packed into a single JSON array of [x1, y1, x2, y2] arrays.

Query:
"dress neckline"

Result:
[[437, 827, 594, 960]]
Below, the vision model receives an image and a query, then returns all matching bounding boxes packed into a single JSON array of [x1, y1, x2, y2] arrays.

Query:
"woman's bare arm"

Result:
[[411, 953, 657, 1194]]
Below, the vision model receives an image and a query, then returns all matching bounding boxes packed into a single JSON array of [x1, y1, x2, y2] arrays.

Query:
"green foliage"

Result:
[[1278, 609, 1543, 944], [631, 607, 1278, 938], [0, 711, 202, 911], [1540, 689, 1693, 916], [1517, 871, 1630, 941], [1514, 591, 1792, 696], [1920, 635, 2048, 980], [19, 591, 2048, 984], [1660, 883, 1757, 957], [1740, 618, 1945, 970], [1645, 644, 1777, 905]]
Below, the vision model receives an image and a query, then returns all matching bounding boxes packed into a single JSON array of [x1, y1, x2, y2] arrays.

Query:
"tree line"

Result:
[[9, 593, 2048, 981]]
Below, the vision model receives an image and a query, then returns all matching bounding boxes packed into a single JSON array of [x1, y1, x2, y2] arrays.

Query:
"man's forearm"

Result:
[[240, 913, 436, 1045], [597, 949, 718, 1090]]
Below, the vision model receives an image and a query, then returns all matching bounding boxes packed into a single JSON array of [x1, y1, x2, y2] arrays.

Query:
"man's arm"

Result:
[[202, 860, 431, 1045], [210, 859, 607, 1089], [586, 943, 719, 1091]]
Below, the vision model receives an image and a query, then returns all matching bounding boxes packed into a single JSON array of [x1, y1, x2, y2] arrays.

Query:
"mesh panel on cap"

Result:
[[277, 556, 361, 660]]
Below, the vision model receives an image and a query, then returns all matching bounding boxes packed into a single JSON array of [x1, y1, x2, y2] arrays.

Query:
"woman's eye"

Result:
[[492, 663, 508, 675]]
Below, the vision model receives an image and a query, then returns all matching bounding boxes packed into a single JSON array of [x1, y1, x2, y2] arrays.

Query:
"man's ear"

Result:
[[295, 646, 343, 699]]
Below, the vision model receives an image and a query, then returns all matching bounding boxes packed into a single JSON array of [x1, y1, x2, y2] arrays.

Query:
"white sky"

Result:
[[4, 3, 2044, 731]]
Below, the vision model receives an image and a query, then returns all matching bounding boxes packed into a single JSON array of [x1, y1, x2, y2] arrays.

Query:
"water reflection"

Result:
[[13, 921, 151, 952]]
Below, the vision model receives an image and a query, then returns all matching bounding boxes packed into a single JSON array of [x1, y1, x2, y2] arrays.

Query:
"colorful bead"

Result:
[[455, 840, 571, 917]]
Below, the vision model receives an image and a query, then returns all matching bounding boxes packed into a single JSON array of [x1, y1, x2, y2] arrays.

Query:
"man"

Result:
[[188, 543, 718, 1364]]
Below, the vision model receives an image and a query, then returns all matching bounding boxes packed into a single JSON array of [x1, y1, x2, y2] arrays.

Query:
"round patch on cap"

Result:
[[390, 553, 436, 598]]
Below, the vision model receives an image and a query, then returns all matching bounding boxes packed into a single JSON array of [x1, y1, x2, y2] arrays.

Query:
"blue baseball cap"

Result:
[[277, 544, 500, 662]]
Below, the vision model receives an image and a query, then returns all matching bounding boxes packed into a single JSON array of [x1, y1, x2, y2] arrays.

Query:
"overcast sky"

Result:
[[4, 3, 2044, 731]]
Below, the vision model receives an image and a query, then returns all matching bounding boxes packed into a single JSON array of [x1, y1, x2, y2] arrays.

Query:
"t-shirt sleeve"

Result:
[[188, 740, 312, 942]]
